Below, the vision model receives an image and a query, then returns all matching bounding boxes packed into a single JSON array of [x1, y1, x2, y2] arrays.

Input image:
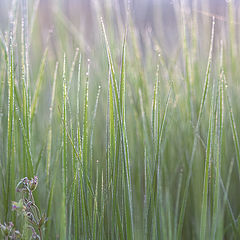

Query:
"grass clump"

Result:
[[1, 0, 240, 239]]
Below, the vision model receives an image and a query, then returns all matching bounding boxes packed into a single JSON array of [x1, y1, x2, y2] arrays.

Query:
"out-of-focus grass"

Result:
[[1, 0, 240, 239]]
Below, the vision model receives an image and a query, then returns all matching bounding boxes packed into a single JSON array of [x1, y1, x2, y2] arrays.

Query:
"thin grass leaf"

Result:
[[200, 78, 215, 240], [46, 62, 58, 184], [177, 17, 215, 239], [60, 53, 67, 240], [30, 48, 48, 121]]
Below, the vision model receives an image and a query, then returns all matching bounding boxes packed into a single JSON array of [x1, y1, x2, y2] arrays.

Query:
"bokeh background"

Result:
[[1, 0, 239, 58]]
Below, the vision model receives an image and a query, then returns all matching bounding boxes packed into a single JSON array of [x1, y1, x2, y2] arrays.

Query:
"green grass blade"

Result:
[[200, 79, 215, 240], [177, 17, 215, 240], [61, 53, 67, 240], [46, 62, 58, 184], [30, 47, 48, 121]]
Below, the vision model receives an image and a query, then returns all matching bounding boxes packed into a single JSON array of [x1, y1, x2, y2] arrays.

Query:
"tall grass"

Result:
[[1, 0, 240, 239]]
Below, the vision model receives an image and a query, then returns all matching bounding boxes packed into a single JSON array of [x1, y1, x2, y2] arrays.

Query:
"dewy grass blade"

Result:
[[83, 60, 90, 170], [6, 30, 15, 221], [147, 86, 171, 239], [21, 0, 33, 178], [68, 48, 79, 94], [61, 53, 67, 240], [211, 39, 225, 240], [151, 64, 159, 142], [76, 54, 82, 159], [200, 78, 215, 240], [46, 62, 58, 185], [90, 85, 101, 179], [101, 19, 134, 239], [30, 48, 48, 121], [73, 53, 81, 240], [177, 17, 215, 239], [224, 73, 240, 177], [81, 59, 92, 238]]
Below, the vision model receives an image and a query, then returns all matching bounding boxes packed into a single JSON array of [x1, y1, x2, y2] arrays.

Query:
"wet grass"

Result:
[[1, 0, 240, 239]]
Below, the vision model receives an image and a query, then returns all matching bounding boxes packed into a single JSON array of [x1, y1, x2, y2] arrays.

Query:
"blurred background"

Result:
[[1, 0, 239, 59]]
